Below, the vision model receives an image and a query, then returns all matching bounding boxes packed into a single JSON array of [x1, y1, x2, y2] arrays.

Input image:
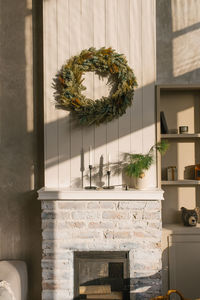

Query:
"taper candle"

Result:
[[107, 153, 111, 171], [89, 146, 93, 165]]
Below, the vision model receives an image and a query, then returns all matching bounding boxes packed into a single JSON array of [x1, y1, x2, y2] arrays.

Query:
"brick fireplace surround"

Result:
[[38, 188, 164, 300]]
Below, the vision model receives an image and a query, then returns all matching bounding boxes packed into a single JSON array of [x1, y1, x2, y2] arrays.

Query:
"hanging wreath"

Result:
[[54, 47, 137, 126]]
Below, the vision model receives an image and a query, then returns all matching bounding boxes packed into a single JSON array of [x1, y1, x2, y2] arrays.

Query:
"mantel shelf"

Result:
[[161, 133, 200, 138], [37, 187, 164, 201]]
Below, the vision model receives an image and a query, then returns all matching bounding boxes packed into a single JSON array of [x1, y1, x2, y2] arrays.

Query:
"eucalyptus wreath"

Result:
[[54, 47, 137, 126]]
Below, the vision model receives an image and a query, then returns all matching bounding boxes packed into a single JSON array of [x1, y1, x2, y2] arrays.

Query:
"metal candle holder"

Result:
[[103, 170, 115, 189], [85, 165, 97, 190]]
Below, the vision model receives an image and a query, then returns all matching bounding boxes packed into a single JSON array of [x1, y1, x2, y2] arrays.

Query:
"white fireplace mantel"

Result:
[[37, 187, 164, 201]]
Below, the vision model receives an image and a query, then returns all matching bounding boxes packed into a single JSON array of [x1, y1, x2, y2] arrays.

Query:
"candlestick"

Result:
[[103, 170, 115, 189], [85, 165, 97, 190]]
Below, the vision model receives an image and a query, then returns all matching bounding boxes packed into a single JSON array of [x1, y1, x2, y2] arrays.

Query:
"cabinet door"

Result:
[[169, 234, 200, 299]]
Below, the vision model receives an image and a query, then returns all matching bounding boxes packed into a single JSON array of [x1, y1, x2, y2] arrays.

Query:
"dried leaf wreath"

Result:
[[53, 47, 137, 126]]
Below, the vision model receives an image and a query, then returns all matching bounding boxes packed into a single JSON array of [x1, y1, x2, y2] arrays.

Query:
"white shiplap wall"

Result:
[[43, 0, 156, 188]]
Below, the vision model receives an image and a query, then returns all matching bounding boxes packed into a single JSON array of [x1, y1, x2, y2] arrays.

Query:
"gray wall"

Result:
[[0, 0, 43, 299]]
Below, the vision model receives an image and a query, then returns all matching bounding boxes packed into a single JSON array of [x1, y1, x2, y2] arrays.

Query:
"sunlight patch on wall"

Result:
[[25, 0, 33, 133], [171, 0, 200, 32], [171, 0, 200, 77], [172, 30, 200, 77]]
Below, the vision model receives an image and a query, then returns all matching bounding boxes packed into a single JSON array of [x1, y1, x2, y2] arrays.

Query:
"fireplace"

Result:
[[39, 188, 163, 300], [74, 251, 129, 300]]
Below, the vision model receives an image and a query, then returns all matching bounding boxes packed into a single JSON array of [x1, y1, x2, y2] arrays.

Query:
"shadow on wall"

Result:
[[0, 0, 43, 299], [45, 82, 155, 169]]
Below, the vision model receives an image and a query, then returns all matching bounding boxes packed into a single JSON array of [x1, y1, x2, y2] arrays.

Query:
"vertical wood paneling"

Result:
[[130, 0, 143, 155], [69, 0, 83, 187], [118, 0, 131, 186], [44, 0, 59, 187], [81, 0, 95, 187], [94, 0, 107, 187], [142, 0, 156, 186], [57, 0, 71, 187], [43, 0, 156, 188], [106, 0, 119, 186]]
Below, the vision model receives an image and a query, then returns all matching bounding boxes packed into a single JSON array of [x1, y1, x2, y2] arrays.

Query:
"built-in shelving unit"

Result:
[[157, 85, 200, 225]]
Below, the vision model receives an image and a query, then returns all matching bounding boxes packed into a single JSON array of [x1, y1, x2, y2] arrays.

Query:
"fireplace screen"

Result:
[[74, 251, 130, 300]]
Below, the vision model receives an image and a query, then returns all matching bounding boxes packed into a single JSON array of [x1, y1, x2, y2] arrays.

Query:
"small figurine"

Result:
[[181, 207, 199, 226]]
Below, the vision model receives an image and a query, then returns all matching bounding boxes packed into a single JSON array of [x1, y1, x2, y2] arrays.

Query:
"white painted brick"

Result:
[[102, 211, 130, 220], [100, 201, 115, 209], [42, 212, 71, 220], [42, 212, 57, 220], [58, 202, 86, 210], [42, 220, 54, 230], [143, 211, 161, 220], [145, 200, 161, 210], [42, 250, 73, 260], [42, 269, 70, 280], [42, 290, 72, 300], [71, 210, 101, 220], [118, 201, 146, 210], [118, 221, 134, 229], [42, 259, 73, 270], [72, 230, 101, 239], [42, 201, 58, 210], [88, 221, 115, 229], [87, 202, 100, 209], [59, 221, 86, 229], [55, 212, 71, 220], [41, 199, 162, 300], [42, 280, 73, 290]]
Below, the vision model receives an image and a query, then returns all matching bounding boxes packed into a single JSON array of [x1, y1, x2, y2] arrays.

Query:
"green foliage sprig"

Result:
[[125, 140, 169, 178], [53, 47, 137, 126]]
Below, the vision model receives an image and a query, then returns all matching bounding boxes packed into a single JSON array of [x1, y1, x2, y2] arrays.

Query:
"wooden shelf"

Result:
[[161, 133, 200, 139], [161, 180, 200, 186], [163, 223, 200, 234]]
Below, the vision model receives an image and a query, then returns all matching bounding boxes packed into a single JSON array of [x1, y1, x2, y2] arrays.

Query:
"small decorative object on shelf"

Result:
[[167, 166, 177, 181], [181, 207, 199, 226], [179, 126, 188, 134], [195, 164, 200, 180]]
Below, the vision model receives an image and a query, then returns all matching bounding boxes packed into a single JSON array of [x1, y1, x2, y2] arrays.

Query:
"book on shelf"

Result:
[[160, 111, 168, 134]]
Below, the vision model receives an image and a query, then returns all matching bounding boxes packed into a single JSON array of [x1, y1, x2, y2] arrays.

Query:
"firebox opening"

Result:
[[74, 251, 130, 300]]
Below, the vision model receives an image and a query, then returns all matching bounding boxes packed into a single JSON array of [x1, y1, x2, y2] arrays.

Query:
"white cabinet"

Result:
[[162, 225, 200, 299]]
